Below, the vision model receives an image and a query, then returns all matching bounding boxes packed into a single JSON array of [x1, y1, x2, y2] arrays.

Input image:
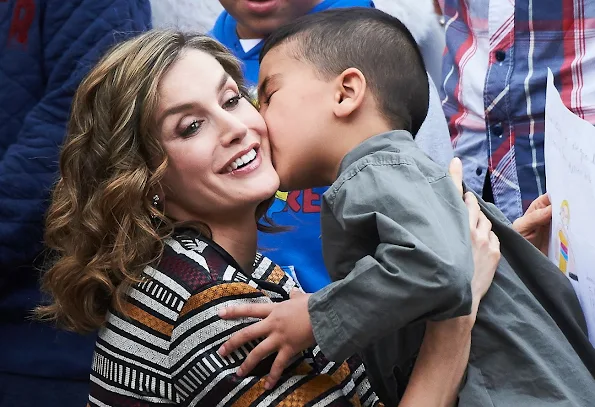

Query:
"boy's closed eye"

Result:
[[257, 73, 281, 108], [260, 91, 275, 107]]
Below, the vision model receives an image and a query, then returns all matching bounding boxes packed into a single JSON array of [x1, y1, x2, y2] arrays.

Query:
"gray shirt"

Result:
[[309, 130, 595, 406]]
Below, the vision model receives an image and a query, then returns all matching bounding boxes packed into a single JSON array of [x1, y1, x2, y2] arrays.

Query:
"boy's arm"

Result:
[[218, 159, 475, 387], [310, 160, 474, 361]]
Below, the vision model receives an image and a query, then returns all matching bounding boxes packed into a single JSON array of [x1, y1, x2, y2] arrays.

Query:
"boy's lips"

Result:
[[242, 0, 279, 15]]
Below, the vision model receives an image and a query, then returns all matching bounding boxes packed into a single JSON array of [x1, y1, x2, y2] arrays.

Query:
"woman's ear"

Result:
[[333, 68, 367, 119]]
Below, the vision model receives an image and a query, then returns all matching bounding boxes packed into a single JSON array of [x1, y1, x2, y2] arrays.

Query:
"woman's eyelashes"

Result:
[[177, 91, 245, 138], [223, 93, 243, 110], [180, 119, 203, 138]]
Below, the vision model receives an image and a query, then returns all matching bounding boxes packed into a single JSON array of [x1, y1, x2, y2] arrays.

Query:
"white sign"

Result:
[[545, 68, 595, 345]]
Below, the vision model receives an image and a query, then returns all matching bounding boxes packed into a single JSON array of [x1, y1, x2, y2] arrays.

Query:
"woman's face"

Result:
[[154, 49, 279, 224]]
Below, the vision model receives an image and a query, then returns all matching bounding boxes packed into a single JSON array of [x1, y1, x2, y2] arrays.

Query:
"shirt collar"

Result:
[[338, 130, 415, 174]]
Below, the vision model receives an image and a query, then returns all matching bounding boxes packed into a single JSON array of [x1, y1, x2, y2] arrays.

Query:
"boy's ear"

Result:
[[333, 68, 367, 119]]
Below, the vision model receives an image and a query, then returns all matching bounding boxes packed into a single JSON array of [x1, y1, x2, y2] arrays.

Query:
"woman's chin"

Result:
[[259, 173, 281, 197]]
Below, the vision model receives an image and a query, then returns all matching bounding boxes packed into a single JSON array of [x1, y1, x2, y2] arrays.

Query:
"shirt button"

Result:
[[492, 122, 504, 137], [476, 167, 483, 176], [495, 50, 506, 62]]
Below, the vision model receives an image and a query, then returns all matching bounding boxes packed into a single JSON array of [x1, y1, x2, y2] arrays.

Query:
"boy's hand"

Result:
[[512, 193, 552, 255], [218, 290, 315, 389]]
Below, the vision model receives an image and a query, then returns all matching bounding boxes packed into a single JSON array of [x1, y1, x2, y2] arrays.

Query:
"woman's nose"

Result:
[[219, 112, 248, 146]]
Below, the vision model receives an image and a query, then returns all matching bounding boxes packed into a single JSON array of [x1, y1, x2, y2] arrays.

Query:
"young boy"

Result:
[[211, 0, 454, 295], [220, 8, 595, 406]]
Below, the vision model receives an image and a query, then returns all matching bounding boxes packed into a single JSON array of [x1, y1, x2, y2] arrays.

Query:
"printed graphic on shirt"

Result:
[[266, 189, 322, 217]]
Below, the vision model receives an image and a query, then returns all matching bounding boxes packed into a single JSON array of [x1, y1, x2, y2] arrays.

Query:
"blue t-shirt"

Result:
[[211, 0, 375, 292]]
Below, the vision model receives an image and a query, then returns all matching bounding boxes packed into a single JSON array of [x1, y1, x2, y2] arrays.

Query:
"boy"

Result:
[[219, 8, 595, 406], [211, 0, 455, 294]]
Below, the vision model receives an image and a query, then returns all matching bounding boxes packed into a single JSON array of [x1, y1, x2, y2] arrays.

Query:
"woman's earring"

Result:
[[151, 195, 160, 219]]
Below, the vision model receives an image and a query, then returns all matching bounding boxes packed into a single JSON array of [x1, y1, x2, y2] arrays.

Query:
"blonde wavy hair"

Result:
[[36, 31, 275, 333]]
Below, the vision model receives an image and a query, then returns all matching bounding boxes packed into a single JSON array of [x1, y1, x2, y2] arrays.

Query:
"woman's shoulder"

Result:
[[156, 227, 300, 295], [151, 228, 236, 294]]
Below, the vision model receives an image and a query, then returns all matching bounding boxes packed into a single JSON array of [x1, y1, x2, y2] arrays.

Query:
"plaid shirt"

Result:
[[439, 0, 595, 221]]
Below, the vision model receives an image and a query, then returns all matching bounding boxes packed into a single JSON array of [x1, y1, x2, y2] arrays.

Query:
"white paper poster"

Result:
[[545, 68, 595, 345]]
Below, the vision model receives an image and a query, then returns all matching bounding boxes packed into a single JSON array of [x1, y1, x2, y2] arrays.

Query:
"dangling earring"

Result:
[[151, 194, 160, 219]]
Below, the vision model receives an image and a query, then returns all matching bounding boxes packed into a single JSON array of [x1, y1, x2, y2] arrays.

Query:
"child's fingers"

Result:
[[219, 303, 275, 319], [237, 337, 278, 377], [265, 349, 294, 390], [218, 320, 270, 357]]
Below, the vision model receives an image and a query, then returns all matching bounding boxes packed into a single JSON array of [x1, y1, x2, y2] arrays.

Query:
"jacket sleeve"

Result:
[[0, 0, 151, 274], [309, 159, 474, 361]]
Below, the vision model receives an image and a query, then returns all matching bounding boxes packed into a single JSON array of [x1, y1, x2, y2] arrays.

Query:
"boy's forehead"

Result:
[[258, 48, 289, 82], [261, 44, 291, 68], [259, 42, 304, 81]]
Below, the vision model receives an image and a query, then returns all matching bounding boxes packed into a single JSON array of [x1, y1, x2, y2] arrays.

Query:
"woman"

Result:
[[37, 31, 499, 406]]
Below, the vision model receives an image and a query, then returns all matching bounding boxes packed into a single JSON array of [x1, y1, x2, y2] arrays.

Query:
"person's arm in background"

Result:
[[0, 0, 151, 284], [375, 0, 445, 98], [415, 75, 454, 168]]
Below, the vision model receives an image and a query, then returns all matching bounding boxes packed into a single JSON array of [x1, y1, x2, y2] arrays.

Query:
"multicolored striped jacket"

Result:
[[88, 228, 382, 407]]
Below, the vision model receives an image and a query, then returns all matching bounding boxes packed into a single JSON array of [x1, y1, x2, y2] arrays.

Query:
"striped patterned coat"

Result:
[[88, 228, 382, 407]]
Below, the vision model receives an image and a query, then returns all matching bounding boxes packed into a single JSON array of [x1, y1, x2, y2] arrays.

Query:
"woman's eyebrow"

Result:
[[217, 71, 231, 93], [157, 103, 195, 128], [157, 72, 231, 127]]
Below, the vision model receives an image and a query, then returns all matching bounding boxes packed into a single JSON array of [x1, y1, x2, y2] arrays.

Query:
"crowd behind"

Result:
[[0, 0, 594, 406]]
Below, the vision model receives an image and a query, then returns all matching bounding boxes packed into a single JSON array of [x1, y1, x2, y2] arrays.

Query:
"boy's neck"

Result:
[[322, 119, 393, 184]]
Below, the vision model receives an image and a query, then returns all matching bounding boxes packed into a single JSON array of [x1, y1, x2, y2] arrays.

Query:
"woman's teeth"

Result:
[[227, 148, 257, 172]]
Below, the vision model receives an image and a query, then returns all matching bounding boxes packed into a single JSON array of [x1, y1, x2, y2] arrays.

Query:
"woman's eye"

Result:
[[223, 93, 243, 109], [181, 120, 202, 137]]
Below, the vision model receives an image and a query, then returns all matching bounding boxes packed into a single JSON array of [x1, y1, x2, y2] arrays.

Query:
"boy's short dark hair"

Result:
[[260, 7, 429, 136]]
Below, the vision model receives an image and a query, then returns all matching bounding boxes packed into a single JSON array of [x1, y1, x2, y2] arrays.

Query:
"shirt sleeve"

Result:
[[309, 158, 474, 361]]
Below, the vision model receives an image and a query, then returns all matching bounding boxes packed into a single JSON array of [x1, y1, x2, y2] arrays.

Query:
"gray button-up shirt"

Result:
[[309, 130, 595, 406]]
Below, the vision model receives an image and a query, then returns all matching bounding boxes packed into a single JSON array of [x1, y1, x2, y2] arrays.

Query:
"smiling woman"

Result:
[[35, 30, 383, 406], [151, 48, 279, 234]]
